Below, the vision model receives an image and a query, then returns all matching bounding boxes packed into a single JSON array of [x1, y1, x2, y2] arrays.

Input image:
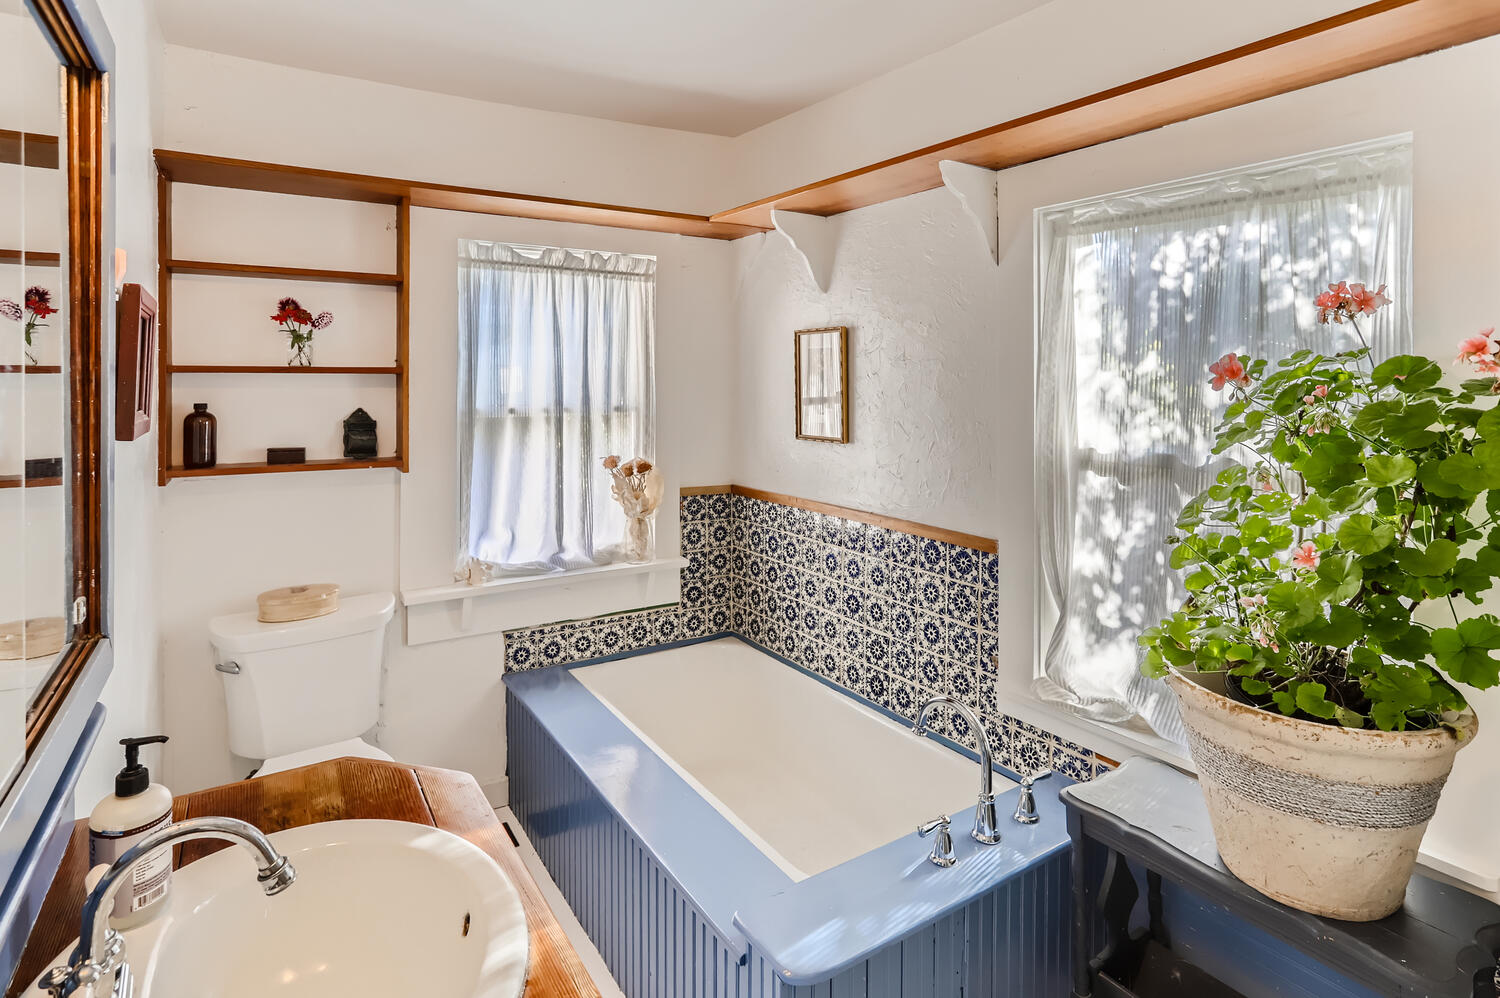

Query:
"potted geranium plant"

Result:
[[1139, 282, 1496, 921]]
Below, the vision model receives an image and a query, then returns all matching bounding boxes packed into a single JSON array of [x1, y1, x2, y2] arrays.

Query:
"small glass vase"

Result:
[[624, 515, 654, 563], [287, 336, 313, 367]]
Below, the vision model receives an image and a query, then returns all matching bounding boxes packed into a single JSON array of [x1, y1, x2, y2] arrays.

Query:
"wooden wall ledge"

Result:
[[711, 0, 1500, 228], [161, 1, 1500, 241]]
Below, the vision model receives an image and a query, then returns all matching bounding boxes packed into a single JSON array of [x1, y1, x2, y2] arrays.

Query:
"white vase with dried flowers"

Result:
[[602, 455, 663, 563]]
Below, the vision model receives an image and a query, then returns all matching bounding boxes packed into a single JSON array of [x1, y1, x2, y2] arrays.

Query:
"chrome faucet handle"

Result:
[[916, 814, 956, 868], [1012, 769, 1052, 825]]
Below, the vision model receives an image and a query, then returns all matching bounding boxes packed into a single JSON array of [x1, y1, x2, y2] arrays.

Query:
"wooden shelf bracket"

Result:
[[771, 209, 838, 293], [939, 160, 1000, 265]]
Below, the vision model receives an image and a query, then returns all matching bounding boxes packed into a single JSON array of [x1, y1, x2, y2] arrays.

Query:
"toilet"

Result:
[[209, 591, 397, 777]]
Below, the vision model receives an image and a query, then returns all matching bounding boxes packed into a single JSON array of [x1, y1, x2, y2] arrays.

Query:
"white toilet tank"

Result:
[[209, 592, 396, 760]]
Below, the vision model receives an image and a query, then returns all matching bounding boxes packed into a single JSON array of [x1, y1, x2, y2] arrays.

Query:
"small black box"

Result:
[[266, 447, 306, 465]]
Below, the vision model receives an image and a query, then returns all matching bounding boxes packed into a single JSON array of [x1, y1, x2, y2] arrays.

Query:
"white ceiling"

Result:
[[153, 0, 1049, 136]]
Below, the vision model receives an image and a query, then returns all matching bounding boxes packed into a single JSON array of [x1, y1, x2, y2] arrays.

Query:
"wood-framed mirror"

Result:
[[0, 0, 112, 789], [794, 326, 849, 443]]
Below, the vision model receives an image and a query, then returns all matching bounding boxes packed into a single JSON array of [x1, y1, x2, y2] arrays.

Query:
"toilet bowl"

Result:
[[209, 592, 396, 776]]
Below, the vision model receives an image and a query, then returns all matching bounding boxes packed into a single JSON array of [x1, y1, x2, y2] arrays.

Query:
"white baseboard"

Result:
[[481, 775, 509, 808]]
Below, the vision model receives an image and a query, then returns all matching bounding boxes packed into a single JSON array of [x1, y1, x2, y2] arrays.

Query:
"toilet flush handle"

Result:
[[214, 661, 241, 675]]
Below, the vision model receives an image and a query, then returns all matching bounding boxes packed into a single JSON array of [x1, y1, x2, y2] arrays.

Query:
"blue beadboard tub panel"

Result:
[[745, 851, 1071, 997], [732, 778, 1072, 986]]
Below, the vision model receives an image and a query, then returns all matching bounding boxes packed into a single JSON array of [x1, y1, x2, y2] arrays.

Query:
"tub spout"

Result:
[[913, 696, 1001, 845]]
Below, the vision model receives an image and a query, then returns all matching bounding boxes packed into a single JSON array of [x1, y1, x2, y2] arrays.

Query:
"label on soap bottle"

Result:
[[88, 812, 173, 916]]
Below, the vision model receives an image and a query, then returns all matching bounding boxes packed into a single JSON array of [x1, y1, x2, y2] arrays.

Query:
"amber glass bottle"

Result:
[[182, 402, 216, 469]]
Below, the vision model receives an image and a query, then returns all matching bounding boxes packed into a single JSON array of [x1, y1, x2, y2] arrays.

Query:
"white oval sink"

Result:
[[34, 820, 529, 998]]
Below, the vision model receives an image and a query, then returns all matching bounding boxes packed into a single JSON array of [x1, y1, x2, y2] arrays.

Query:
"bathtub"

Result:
[[505, 635, 1072, 997]]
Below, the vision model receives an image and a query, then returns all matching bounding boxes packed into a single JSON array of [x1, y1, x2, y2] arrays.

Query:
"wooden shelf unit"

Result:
[[155, 161, 411, 486], [160, 456, 404, 481], [0, 475, 62, 489], [0, 365, 62, 373], [0, 250, 60, 267]]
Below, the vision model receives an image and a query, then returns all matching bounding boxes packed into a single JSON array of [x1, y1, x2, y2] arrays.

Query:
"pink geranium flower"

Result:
[[1208, 352, 1250, 391], [1458, 328, 1497, 364], [1291, 541, 1320, 571], [1347, 283, 1390, 316]]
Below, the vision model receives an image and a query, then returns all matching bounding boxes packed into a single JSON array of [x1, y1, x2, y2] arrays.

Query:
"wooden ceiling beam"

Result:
[[711, 0, 1500, 228]]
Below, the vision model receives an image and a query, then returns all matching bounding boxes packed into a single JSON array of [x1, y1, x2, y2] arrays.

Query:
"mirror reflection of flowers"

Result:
[[271, 295, 334, 367], [0, 286, 59, 364], [601, 455, 664, 563]]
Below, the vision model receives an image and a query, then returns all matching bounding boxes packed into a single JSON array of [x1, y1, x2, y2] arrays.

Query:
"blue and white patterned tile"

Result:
[[863, 631, 891, 671], [843, 552, 865, 586], [863, 593, 890, 634], [709, 607, 730, 632], [535, 632, 571, 667], [1008, 720, 1052, 777], [707, 492, 731, 519], [568, 627, 600, 661], [839, 585, 866, 625], [916, 571, 947, 613], [889, 641, 918, 682], [708, 519, 732, 548], [1049, 748, 1090, 782], [946, 582, 978, 629], [918, 538, 947, 576], [946, 544, 980, 586], [681, 495, 707, 522], [981, 550, 999, 589], [887, 604, 916, 644], [917, 654, 945, 692], [946, 664, 977, 708], [623, 615, 654, 648], [864, 524, 891, 561], [843, 658, 868, 698], [863, 558, 890, 599], [890, 676, 920, 721], [887, 564, 917, 605], [840, 624, 865, 659], [945, 621, 978, 664], [917, 612, 947, 655], [681, 522, 707, 552], [864, 668, 891, 710], [842, 518, 868, 553], [888, 531, 919, 567]]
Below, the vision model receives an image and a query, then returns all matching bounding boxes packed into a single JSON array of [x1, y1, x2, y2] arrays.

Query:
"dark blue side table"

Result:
[[1062, 758, 1500, 998]]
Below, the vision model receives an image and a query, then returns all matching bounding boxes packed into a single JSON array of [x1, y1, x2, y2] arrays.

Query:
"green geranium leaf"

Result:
[[1372, 355, 1443, 393], [1336, 514, 1395, 555], [1432, 616, 1500, 688], [1395, 538, 1459, 577], [1295, 682, 1339, 720], [1382, 401, 1443, 449], [1363, 454, 1416, 487]]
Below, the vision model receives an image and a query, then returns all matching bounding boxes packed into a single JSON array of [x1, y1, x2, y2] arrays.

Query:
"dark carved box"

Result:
[[343, 408, 377, 459]]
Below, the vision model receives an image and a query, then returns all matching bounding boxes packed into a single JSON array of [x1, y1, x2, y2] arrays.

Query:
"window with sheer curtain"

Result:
[[1034, 137, 1413, 745], [456, 241, 656, 578]]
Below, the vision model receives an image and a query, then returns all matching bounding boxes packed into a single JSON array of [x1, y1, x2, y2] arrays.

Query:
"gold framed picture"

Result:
[[794, 326, 849, 443]]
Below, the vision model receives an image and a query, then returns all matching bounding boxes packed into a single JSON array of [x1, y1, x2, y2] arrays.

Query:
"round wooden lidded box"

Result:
[[257, 583, 341, 623]]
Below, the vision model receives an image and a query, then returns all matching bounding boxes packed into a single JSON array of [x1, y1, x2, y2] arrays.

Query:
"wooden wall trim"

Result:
[[711, 0, 1500, 228], [678, 484, 997, 553]]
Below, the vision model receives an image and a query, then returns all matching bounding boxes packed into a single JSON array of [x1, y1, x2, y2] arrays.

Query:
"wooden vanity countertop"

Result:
[[6, 757, 602, 997]]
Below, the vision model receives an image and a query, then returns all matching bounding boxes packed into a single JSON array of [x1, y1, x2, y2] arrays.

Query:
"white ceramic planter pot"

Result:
[[1165, 669, 1477, 921]]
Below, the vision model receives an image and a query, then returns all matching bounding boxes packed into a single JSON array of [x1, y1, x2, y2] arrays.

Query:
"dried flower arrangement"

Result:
[[602, 455, 664, 562]]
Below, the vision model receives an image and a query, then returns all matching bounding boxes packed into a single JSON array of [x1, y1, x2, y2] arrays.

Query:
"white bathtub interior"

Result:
[[571, 638, 1004, 881]]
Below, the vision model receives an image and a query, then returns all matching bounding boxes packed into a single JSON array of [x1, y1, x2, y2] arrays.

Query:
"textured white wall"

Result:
[[75, 0, 168, 813], [729, 35, 1500, 894]]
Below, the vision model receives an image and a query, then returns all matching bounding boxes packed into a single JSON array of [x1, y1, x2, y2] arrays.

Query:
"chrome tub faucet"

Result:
[[913, 695, 1002, 845], [40, 816, 297, 998]]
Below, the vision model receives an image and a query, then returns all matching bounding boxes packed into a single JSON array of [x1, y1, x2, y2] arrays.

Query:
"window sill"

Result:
[[1002, 681, 1500, 898], [400, 556, 688, 646]]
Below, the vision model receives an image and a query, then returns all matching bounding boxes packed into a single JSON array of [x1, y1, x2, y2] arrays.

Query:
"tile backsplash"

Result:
[[503, 489, 1105, 782]]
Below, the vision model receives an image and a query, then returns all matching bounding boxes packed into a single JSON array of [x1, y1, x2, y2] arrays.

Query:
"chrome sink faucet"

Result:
[[40, 816, 297, 998], [913, 695, 1001, 845]]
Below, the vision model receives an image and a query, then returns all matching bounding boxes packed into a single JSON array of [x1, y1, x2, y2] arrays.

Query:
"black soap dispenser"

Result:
[[87, 735, 173, 926]]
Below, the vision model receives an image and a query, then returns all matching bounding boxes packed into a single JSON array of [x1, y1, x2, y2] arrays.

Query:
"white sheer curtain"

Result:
[[1034, 137, 1413, 744], [456, 241, 655, 577]]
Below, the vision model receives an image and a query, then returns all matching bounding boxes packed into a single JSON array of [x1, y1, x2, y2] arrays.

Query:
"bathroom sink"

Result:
[[35, 819, 529, 998]]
